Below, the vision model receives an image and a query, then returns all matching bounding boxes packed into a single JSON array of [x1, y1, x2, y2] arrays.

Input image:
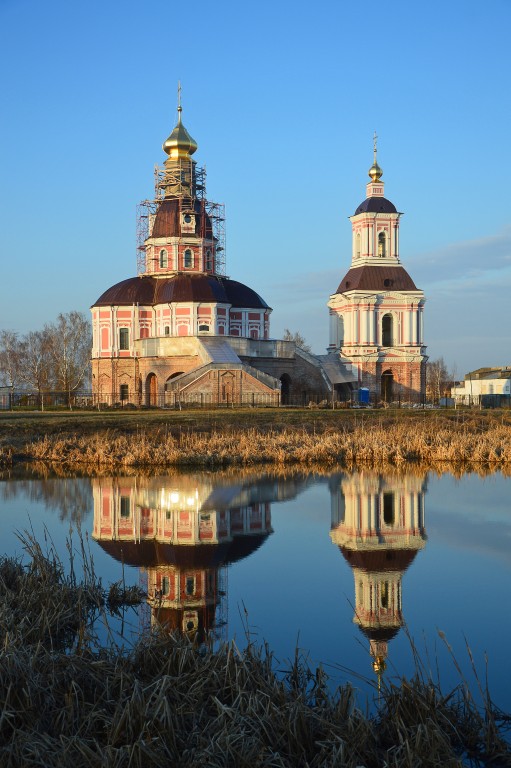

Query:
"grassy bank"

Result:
[[2, 409, 511, 470], [0, 540, 509, 767]]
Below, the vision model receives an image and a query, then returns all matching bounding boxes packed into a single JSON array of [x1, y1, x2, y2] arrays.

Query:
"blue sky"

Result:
[[1, 0, 510, 375]]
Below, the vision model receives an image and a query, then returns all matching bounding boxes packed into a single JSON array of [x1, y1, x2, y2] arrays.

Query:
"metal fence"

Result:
[[2, 389, 508, 411]]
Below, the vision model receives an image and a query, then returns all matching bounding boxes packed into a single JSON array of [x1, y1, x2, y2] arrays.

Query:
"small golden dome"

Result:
[[163, 106, 198, 157], [368, 160, 383, 182], [368, 130, 383, 181], [372, 655, 387, 675]]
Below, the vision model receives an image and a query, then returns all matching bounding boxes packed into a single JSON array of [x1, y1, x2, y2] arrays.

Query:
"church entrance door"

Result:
[[146, 373, 158, 407], [381, 370, 393, 403]]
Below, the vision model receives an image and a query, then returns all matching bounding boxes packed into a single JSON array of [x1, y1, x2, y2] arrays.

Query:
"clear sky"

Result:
[[1, 0, 510, 376]]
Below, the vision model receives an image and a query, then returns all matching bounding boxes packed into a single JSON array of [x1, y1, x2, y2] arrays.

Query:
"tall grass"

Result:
[[7, 415, 511, 470], [0, 540, 508, 766]]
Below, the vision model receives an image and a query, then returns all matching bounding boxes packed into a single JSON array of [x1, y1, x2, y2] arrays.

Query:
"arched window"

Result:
[[383, 492, 395, 525], [205, 249, 212, 271], [184, 248, 193, 268], [378, 232, 386, 258], [380, 581, 389, 609], [119, 328, 129, 350], [159, 249, 168, 269], [338, 316, 344, 346], [356, 233, 361, 259], [382, 314, 392, 346], [198, 323, 209, 332], [164, 326, 170, 336]]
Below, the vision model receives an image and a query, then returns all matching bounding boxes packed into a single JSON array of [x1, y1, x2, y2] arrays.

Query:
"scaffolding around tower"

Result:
[[136, 163, 226, 276]]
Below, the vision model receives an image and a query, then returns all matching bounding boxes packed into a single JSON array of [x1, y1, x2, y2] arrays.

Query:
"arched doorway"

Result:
[[220, 372, 235, 404], [146, 373, 158, 407], [165, 372, 185, 406], [165, 372, 185, 389], [381, 369, 393, 403], [280, 374, 291, 405]]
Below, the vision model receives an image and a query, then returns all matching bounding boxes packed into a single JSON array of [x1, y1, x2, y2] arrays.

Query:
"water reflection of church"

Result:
[[330, 472, 427, 677], [92, 475, 274, 641]]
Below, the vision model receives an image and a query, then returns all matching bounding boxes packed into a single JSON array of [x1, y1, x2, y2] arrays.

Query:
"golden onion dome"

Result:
[[368, 159, 383, 182], [372, 655, 387, 675], [368, 130, 383, 181], [163, 106, 198, 157]]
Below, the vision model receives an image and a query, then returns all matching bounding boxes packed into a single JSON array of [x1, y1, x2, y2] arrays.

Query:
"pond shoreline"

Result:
[[2, 409, 511, 471]]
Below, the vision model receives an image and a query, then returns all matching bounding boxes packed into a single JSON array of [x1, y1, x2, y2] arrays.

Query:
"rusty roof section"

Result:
[[335, 265, 418, 294], [151, 198, 213, 239], [93, 274, 270, 310]]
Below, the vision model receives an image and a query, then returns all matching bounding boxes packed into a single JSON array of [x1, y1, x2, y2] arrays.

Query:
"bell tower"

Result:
[[330, 471, 427, 682], [328, 136, 427, 403]]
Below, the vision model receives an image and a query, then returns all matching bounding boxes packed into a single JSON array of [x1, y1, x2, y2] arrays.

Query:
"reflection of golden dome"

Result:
[[163, 107, 198, 157], [368, 160, 383, 182], [372, 655, 387, 675]]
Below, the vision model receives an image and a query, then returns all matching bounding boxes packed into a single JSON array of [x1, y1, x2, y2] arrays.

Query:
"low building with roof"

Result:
[[452, 367, 511, 406], [91, 97, 350, 407]]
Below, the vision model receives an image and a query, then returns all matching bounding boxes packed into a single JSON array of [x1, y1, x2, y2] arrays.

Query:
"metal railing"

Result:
[[2, 388, 508, 411]]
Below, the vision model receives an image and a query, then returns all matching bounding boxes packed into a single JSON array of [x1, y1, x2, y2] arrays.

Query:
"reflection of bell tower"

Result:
[[92, 475, 272, 641], [330, 472, 427, 679]]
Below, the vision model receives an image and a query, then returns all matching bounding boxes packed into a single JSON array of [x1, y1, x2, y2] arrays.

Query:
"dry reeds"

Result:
[[10, 415, 511, 472], [0, 542, 509, 766]]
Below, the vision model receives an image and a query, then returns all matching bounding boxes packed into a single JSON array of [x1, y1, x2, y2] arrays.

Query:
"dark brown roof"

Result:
[[96, 533, 271, 568], [151, 198, 213, 239], [358, 625, 401, 642], [93, 274, 270, 309], [354, 196, 397, 215], [339, 547, 419, 572], [335, 265, 418, 294]]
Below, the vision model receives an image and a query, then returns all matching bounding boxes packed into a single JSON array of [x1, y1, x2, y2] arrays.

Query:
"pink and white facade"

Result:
[[330, 471, 427, 678], [90, 105, 280, 407], [328, 149, 427, 402], [90, 104, 333, 406], [92, 474, 273, 640]]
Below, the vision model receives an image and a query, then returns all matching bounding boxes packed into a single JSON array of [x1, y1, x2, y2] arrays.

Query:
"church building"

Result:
[[328, 139, 427, 402], [91, 98, 333, 407]]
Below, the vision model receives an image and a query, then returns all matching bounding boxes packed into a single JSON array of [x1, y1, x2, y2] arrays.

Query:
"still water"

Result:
[[1, 467, 510, 710]]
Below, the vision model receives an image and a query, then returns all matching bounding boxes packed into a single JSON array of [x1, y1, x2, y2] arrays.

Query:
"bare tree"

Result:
[[282, 328, 312, 353], [45, 312, 91, 405], [426, 357, 449, 403], [0, 330, 23, 396], [18, 330, 53, 409]]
